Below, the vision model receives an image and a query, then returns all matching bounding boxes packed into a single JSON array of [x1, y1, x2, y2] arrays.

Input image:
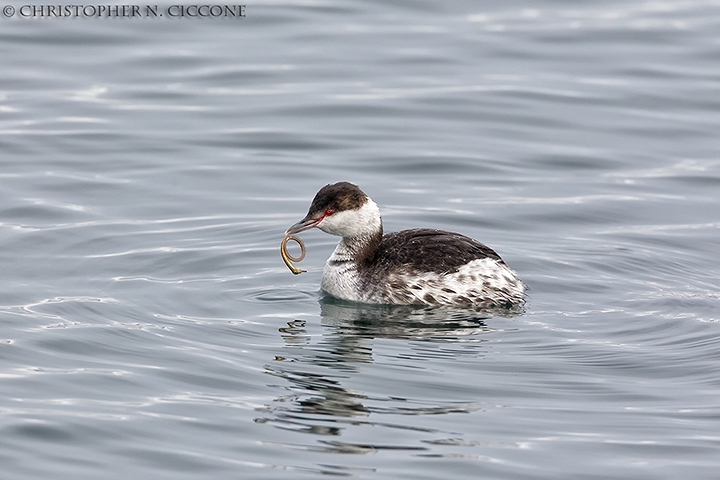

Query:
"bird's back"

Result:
[[366, 228, 504, 275]]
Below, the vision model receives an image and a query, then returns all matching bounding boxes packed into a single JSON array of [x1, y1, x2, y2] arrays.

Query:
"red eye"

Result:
[[324, 208, 335, 216]]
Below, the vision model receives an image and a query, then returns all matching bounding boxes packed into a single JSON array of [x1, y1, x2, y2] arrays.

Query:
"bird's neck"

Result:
[[331, 223, 383, 267]]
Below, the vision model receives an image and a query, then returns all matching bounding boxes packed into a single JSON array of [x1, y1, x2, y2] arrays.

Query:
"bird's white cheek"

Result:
[[317, 200, 381, 238], [318, 211, 356, 236]]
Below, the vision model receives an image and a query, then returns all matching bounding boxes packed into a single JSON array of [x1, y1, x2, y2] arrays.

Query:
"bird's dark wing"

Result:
[[368, 228, 504, 275]]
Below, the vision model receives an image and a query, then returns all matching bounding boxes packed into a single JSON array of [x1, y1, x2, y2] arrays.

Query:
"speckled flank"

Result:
[[323, 256, 525, 308], [383, 259, 525, 308]]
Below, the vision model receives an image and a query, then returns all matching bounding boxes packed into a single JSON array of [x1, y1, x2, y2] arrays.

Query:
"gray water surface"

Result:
[[1, 1, 720, 479]]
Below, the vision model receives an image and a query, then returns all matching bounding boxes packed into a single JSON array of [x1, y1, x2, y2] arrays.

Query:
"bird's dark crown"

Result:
[[307, 182, 369, 217]]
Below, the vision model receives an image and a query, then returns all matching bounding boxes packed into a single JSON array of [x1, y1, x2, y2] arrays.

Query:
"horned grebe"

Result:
[[285, 182, 525, 309]]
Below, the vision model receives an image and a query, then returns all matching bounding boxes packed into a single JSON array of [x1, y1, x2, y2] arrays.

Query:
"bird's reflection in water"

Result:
[[257, 296, 522, 449], [318, 295, 500, 340]]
